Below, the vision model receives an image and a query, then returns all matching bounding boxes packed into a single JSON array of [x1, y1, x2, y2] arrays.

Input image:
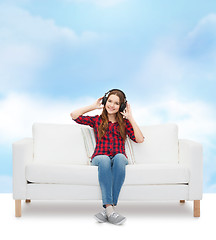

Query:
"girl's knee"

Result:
[[113, 154, 128, 166], [97, 155, 111, 167], [92, 155, 110, 166]]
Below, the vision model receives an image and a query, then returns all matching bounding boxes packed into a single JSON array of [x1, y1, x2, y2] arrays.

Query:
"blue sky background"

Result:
[[0, 0, 216, 192]]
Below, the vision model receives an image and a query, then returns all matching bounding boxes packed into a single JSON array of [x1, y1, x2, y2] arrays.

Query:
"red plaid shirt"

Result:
[[73, 115, 137, 161]]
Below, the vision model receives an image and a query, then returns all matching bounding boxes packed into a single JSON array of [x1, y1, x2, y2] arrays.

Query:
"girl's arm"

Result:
[[127, 116, 144, 143], [70, 97, 103, 120], [120, 102, 144, 143]]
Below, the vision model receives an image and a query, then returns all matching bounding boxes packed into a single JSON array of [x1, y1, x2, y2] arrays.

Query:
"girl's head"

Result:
[[99, 89, 127, 141], [103, 89, 127, 114]]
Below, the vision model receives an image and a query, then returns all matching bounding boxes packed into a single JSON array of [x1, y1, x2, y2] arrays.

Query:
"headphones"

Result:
[[102, 89, 127, 112]]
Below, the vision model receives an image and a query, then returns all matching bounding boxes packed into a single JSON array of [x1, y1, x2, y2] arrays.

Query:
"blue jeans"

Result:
[[91, 153, 128, 208]]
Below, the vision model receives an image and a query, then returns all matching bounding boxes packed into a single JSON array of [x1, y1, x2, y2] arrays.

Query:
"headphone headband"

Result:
[[104, 89, 126, 100]]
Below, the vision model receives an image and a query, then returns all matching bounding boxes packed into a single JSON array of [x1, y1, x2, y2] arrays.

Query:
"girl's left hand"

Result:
[[120, 102, 133, 120]]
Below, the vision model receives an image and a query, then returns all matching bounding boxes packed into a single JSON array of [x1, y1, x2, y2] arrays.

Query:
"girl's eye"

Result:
[[108, 99, 119, 105]]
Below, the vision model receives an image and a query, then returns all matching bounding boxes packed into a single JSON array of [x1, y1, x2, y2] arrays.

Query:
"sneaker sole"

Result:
[[108, 217, 126, 225], [94, 215, 108, 223]]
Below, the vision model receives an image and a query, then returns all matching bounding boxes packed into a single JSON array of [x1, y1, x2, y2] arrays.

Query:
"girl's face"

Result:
[[105, 94, 120, 115]]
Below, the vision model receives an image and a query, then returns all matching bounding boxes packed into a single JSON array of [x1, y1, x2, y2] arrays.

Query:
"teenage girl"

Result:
[[70, 89, 144, 225]]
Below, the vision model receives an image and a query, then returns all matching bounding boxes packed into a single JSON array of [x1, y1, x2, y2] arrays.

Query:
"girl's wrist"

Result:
[[127, 115, 133, 122], [90, 104, 97, 111]]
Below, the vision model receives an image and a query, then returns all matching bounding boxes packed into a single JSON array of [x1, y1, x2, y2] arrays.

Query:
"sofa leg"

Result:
[[25, 199, 31, 203], [194, 200, 200, 217], [15, 200, 21, 217], [180, 200, 185, 203]]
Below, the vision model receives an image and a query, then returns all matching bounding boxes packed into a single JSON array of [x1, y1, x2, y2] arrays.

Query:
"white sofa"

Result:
[[13, 122, 203, 217]]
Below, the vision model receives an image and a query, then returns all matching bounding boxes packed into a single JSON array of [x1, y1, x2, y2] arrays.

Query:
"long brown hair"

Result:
[[98, 90, 126, 141]]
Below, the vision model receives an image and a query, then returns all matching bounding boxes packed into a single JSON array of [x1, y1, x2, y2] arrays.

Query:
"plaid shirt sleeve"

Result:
[[73, 115, 98, 128], [125, 118, 137, 143]]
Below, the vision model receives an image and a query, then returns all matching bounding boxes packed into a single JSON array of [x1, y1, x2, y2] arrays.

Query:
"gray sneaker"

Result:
[[94, 210, 108, 223], [107, 212, 126, 225]]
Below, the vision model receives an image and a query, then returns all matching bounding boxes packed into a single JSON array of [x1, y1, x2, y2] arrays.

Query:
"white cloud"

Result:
[[133, 34, 189, 94], [1, 92, 216, 147], [187, 13, 216, 40], [0, 92, 101, 144], [135, 14, 216, 92], [131, 98, 216, 146], [0, 4, 100, 93], [0, 4, 79, 46], [135, 46, 184, 87], [186, 13, 216, 59], [0, 44, 47, 91], [0, 3, 101, 46]]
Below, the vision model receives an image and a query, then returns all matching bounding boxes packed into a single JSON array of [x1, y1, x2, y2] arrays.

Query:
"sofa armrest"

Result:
[[178, 139, 203, 200], [13, 138, 33, 200]]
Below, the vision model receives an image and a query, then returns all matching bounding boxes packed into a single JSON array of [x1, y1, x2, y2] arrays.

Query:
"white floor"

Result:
[[0, 193, 215, 240]]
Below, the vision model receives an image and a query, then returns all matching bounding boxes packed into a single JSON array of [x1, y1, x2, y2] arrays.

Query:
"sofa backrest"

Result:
[[32, 122, 179, 165], [33, 123, 88, 165], [131, 123, 179, 164]]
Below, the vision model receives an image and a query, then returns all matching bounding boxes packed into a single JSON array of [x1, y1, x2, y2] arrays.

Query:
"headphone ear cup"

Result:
[[120, 103, 126, 112], [102, 96, 107, 106]]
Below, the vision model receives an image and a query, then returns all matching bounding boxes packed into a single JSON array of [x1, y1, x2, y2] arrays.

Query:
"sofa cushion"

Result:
[[26, 162, 98, 185], [81, 126, 135, 164], [125, 137, 135, 164], [131, 124, 179, 164], [125, 164, 189, 185], [80, 126, 95, 164], [33, 123, 88, 165], [26, 163, 189, 185]]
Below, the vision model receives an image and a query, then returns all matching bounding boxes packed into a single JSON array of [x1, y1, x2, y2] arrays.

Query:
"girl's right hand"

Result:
[[93, 97, 104, 109]]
